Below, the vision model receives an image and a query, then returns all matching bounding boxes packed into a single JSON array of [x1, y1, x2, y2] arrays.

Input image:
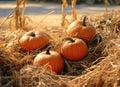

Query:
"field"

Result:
[[0, 0, 120, 87]]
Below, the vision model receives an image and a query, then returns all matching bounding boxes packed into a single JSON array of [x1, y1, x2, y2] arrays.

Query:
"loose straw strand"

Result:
[[0, 7, 16, 28]]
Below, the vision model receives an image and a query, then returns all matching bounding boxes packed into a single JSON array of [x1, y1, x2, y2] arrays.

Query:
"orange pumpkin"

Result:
[[20, 31, 49, 51], [33, 46, 64, 74], [67, 20, 82, 37], [61, 37, 88, 61], [67, 16, 96, 42]]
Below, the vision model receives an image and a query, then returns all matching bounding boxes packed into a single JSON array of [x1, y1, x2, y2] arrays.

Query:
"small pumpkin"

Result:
[[66, 20, 82, 37], [67, 16, 96, 42], [33, 46, 64, 74], [61, 37, 88, 61], [20, 31, 49, 51]]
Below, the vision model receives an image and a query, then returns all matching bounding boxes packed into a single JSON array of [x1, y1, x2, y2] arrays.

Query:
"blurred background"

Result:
[[0, 0, 120, 5], [0, 0, 120, 27], [0, 0, 120, 16]]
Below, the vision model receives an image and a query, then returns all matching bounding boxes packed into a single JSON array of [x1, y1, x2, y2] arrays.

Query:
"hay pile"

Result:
[[69, 39, 120, 87], [0, 10, 120, 87]]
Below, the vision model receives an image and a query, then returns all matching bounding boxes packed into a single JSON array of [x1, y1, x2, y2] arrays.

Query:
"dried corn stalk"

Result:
[[61, 0, 68, 27], [72, 0, 77, 21], [9, 0, 27, 30], [61, 0, 77, 28], [15, 0, 20, 30], [21, 0, 26, 29], [16, 0, 26, 30]]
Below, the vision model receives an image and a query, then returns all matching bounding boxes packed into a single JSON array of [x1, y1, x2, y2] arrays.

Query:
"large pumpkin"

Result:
[[67, 16, 96, 42], [61, 37, 88, 61], [20, 31, 49, 51], [33, 46, 64, 74]]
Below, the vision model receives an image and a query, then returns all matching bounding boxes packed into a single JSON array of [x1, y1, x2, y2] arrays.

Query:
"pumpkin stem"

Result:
[[46, 46, 54, 55], [64, 37, 75, 42], [30, 32, 35, 37], [83, 16, 87, 26]]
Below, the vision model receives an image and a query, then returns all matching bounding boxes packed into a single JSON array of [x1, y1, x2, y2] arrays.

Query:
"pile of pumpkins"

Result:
[[19, 16, 96, 74]]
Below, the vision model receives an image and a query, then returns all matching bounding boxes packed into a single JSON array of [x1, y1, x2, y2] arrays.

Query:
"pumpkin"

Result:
[[66, 20, 82, 37], [33, 46, 64, 74], [67, 16, 96, 42], [20, 31, 49, 51], [61, 37, 88, 61]]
